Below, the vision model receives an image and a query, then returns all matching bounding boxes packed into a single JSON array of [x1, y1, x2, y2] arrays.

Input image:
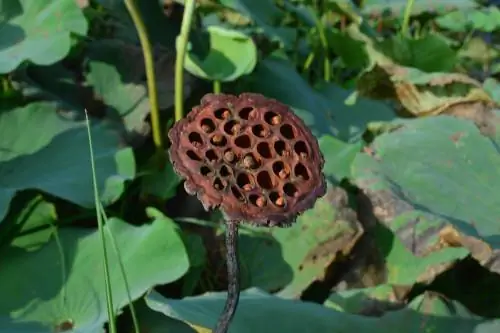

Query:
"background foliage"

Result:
[[0, 0, 499, 332]]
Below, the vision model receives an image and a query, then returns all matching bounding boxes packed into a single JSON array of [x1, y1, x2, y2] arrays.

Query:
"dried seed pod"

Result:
[[168, 93, 326, 227]]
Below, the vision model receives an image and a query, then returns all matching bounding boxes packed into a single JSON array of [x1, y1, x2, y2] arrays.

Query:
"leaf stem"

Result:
[[175, 0, 197, 122], [84, 111, 117, 333], [124, 0, 163, 149], [401, 0, 415, 36], [214, 221, 240, 333], [213, 80, 221, 94]]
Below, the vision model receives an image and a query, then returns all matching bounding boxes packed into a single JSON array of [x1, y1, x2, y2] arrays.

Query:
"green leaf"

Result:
[[0, 216, 190, 332], [325, 284, 399, 313], [361, 0, 476, 16], [85, 39, 190, 139], [243, 56, 335, 138], [327, 30, 369, 70], [143, 287, 500, 332], [375, 223, 468, 284], [437, 7, 500, 32], [316, 83, 395, 142], [484, 78, 500, 104], [319, 135, 363, 184], [140, 160, 181, 201], [85, 39, 150, 136], [352, 116, 500, 272], [0, 195, 57, 251], [135, 300, 196, 333], [219, 0, 294, 47], [0, 102, 135, 221], [0, 0, 88, 73], [243, 57, 395, 141], [13, 63, 83, 109], [94, 0, 181, 48], [182, 26, 257, 82], [375, 34, 457, 72], [237, 184, 362, 297]]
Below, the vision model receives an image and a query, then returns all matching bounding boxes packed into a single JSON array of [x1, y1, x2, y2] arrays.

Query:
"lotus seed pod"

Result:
[[168, 93, 326, 227]]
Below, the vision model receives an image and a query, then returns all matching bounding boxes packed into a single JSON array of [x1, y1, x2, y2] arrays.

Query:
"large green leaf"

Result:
[[352, 115, 500, 273], [319, 135, 363, 184], [361, 0, 476, 16], [143, 287, 500, 332], [375, 34, 457, 73], [219, 0, 295, 47], [0, 0, 88, 73], [182, 26, 257, 82], [84, 39, 193, 140], [6, 195, 57, 251], [0, 214, 190, 332], [243, 57, 395, 141], [0, 102, 135, 221], [94, 0, 181, 48], [237, 184, 362, 298], [317, 83, 395, 142]]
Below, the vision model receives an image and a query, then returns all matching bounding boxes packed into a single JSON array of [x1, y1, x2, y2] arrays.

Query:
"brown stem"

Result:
[[214, 220, 240, 333]]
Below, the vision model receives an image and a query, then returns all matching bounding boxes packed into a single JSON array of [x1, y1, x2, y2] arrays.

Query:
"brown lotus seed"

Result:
[[256, 196, 266, 207], [224, 151, 234, 161], [279, 169, 289, 179], [242, 155, 256, 169]]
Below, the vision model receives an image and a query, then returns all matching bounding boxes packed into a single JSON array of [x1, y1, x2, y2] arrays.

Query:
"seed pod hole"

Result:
[[200, 118, 216, 133], [252, 124, 268, 138], [214, 108, 231, 120], [223, 149, 237, 163], [242, 153, 259, 169], [283, 183, 298, 197], [200, 165, 212, 176], [294, 163, 310, 181], [257, 170, 273, 190], [239, 107, 255, 120], [213, 177, 225, 190], [269, 191, 285, 207], [274, 140, 286, 156], [220, 164, 231, 177], [224, 120, 240, 135], [236, 173, 252, 190], [186, 150, 202, 161], [210, 134, 227, 147], [272, 161, 289, 179], [294, 141, 309, 157], [257, 142, 272, 159], [205, 149, 218, 162], [249, 194, 266, 207], [280, 124, 295, 139], [264, 111, 280, 125], [231, 186, 245, 202], [235, 134, 251, 148], [189, 132, 203, 146]]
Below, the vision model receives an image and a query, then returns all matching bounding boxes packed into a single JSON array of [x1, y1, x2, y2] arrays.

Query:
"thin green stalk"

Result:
[[175, 0, 197, 122], [303, 51, 316, 71], [84, 110, 116, 333], [313, 19, 331, 82], [213, 80, 221, 94], [99, 202, 140, 333], [401, 0, 415, 36], [124, 0, 163, 149]]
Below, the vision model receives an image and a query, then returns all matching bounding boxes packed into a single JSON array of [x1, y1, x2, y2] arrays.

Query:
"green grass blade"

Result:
[[84, 110, 117, 333]]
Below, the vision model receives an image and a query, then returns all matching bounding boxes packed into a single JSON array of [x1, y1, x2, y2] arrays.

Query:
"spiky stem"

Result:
[[214, 220, 240, 333]]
